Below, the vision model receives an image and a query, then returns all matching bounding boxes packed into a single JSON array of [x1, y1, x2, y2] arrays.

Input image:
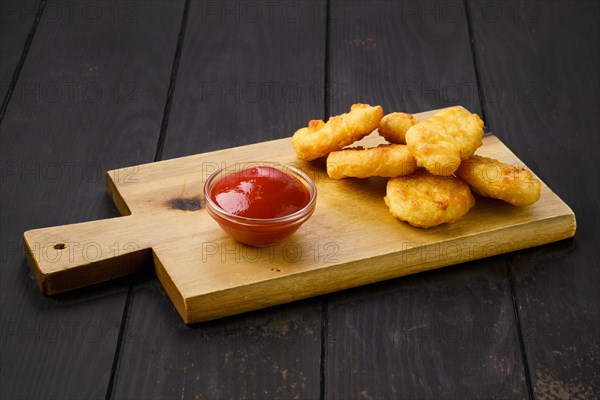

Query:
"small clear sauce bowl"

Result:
[[203, 163, 317, 246]]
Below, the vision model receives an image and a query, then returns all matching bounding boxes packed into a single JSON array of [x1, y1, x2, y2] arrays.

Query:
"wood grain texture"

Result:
[[161, 0, 327, 158], [3, 2, 595, 399], [470, 1, 600, 397], [0, 0, 41, 101], [24, 114, 575, 324], [327, 0, 483, 116], [324, 1, 529, 397], [0, 1, 184, 398], [110, 275, 322, 400], [111, 1, 326, 398], [326, 257, 527, 399]]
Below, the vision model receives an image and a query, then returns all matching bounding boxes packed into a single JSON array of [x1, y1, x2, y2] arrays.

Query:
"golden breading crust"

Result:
[[292, 103, 383, 161], [326, 144, 417, 179], [384, 170, 475, 228], [405, 106, 484, 176], [456, 155, 541, 206], [378, 112, 418, 144]]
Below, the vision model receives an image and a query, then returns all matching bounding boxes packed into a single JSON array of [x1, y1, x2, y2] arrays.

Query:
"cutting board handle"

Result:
[[23, 216, 151, 294]]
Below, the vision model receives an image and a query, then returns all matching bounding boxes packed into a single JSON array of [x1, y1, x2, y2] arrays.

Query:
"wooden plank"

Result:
[[161, 0, 328, 158], [470, 1, 600, 397], [326, 257, 528, 399], [0, 1, 184, 398], [109, 1, 326, 398], [24, 120, 575, 323], [324, 1, 531, 397], [0, 0, 41, 102]]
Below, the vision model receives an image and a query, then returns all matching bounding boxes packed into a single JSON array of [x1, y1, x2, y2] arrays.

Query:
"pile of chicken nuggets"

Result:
[[292, 104, 541, 228]]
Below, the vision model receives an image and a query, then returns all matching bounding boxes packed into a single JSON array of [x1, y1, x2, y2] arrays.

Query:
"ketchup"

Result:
[[210, 166, 311, 219]]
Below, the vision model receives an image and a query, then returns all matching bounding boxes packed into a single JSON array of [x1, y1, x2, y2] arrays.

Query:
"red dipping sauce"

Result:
[[210, 166, 311, 219], [204, 164, 317, 246]]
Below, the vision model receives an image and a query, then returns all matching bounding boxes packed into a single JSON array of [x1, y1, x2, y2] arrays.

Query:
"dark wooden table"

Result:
[[1, 1, 598, 398]]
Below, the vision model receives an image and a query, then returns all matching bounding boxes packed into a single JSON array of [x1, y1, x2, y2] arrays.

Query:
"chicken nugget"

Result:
[[405, 106, 484, 176], [456, 155, 541, 206], [292, 103, 384, 161], [378, 112, 418, 144], [327, 144, 417, 179], [384, 170, 475, 228]]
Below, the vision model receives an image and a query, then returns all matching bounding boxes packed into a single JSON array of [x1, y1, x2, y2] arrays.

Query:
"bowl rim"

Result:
[[203, 162, 317, 225]]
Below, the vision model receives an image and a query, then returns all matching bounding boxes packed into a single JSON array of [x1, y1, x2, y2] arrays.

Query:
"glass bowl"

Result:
[[203, 163, 317, 246]]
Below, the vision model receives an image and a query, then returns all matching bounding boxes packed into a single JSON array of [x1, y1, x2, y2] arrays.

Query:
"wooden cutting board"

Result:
[[23, 108, 576, 324]]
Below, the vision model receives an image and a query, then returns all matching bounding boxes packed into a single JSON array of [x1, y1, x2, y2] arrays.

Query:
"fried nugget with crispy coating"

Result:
[[326, 144, 417, 179], [405, 106, 484, 176], [384, 170, 475, 228], [456, 155, 541, 206], [378, 112, 418, 144], [292, 103, 383, 161]]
